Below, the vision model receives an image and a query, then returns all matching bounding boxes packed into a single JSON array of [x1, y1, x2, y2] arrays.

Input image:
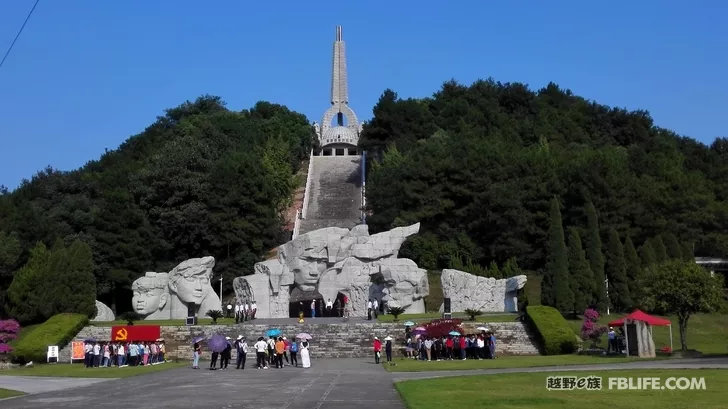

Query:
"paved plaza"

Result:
[[2, 357, 728, 408]]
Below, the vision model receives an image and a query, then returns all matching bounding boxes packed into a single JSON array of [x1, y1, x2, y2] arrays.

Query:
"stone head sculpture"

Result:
[[279, 233, 330, 292], [132, 272, 169, 316], [168, 256, 215, 305], [379, 260, 429, 311]]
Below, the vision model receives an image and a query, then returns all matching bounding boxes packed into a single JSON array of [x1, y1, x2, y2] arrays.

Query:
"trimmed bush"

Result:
[[12, 313, 88, 363], [526, 305, 578, 355]]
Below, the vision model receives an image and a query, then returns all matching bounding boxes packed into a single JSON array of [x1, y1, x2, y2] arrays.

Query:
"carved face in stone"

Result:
[[289, 257, 327, 292], [380, 267, 429, 309], [169, 259, 214, 305], [131, 273, 169, 315]]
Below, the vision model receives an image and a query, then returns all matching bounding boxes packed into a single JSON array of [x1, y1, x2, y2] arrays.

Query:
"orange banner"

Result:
[[111, 325, 160, 341], [71, 341, 85, 360]]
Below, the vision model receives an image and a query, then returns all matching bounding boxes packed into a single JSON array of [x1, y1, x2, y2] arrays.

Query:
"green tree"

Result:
[[487, 261, 502, 279], [652, 236, 668, 262], [36, 240, 96, 320], [5, 242, 50, 324], [662, 233, 682, 260], [638, 240, 657, 268], [605, 229, 632, 311], [501, 257, 522, 278], [641, 260, 724, 351], [623, 237, 642, 302], [544, 197, 572, 311], [680, 242, 694, 261], [566, 227, 593, 313], [584, 202, 608, 311], [0, 231, 22, 316]]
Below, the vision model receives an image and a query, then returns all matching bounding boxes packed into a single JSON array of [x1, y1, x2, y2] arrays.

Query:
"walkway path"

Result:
[[391, 357, 728, 381], [0, 359, 404, 409], [0, 375, 108, 394]]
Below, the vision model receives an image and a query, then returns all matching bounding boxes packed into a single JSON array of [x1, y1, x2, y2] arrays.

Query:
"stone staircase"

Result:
[[61, 321, 540, 362], [299, 156, 362, 235]]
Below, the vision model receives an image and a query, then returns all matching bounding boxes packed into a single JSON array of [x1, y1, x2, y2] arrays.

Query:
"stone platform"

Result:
[[61, 320, 540, 362]]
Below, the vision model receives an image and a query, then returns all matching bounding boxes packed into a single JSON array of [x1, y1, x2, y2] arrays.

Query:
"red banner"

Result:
[[111, 326, 160, 342]]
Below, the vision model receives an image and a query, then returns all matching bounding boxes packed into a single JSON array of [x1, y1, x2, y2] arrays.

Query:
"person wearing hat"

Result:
[[220, 337, 232, 370], [234, 335, 248, 369], [607, 327, 616, 354], [384, 336, 393, 363], [373, 336, 382, 364]]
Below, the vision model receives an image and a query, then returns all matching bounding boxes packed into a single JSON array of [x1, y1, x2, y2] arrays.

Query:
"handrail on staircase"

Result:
[[301, 149, 314, 219]]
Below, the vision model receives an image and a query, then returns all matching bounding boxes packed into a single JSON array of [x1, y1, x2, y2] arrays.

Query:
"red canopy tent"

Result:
[[608, 309, 672, 355]]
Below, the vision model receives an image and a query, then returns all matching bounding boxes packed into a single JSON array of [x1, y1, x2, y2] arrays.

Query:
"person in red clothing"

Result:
[[445, 337, 454, 360], [373, 337, 382, 364], [459, 335, 467, 360]]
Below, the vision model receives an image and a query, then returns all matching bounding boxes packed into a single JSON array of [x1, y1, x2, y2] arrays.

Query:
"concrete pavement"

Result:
[[0, 376, 109, 394]]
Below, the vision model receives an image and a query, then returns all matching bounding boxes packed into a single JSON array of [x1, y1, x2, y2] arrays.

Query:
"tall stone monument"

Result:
[[440, 269, 527, 313], [233, 223, 429, 318]]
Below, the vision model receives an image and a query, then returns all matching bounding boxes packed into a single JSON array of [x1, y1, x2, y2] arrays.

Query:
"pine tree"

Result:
[[487, 261, 502, 279], [623, 237, 642, 303], [662, 233, 682, 260], [584, 202, 607, 311], [567, 227, 593, 313], [680, 241, 694, 261], [638, 240, 657, 268], [605, 229, 632, 311], [545, 197, 573, 311], [36, 240, 97, 320], [5, 242, 51, 324], [501, 257, 521, 278], [652, 235, 668, 262]]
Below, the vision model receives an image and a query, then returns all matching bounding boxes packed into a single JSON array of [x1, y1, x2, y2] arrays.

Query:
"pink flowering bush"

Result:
[[0, 319, 20, 361], [580, 308, 607, 348]]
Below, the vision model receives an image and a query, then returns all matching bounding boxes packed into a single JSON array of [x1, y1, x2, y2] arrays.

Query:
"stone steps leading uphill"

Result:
[[61, 321, 540, 362], [299, 156, 362, 235]]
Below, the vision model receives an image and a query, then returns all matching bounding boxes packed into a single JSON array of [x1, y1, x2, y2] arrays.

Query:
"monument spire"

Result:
[[319, 25, 360, 151]]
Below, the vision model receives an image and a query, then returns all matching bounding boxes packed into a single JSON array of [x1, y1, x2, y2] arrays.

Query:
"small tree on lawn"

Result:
[[387, 307, 406, 322], [641, 260, 724, 351], [464, 309, 483, 321], [206, 309, 224, 324], [0, 319, 20, 362], [120, 311, 141, 326], [580, 308, 607, 349]]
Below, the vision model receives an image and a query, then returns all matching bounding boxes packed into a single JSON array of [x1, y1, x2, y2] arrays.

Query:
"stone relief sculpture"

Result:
[[91, 300, 115, 322], [131, 272, 171, 320], [130, 257, 222, 320], [233, 223, 429, 318], [439, 269, 527, 313]]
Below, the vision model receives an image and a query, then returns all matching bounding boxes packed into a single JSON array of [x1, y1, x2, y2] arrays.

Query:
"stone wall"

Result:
[[59, 321, 540, 362]]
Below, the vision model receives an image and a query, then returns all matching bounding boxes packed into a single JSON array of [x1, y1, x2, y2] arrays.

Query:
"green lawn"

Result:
[[396, 369, 728, 409], [377, 312, 519, 324], [0, 388, 25, 399], [0, 361, 187, 378], [567, 313, 728, 355], [384, 354, 658, 372]]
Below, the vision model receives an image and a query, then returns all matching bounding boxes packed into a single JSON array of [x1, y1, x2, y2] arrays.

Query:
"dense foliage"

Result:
[[361, 80, 728, 274], [525, 305, 578, 355], [0, 96, 315, 318], [12, 313, 88, 363]]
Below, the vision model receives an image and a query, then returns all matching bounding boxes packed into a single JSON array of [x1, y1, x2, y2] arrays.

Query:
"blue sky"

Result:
[[0, 0, 726, 189]]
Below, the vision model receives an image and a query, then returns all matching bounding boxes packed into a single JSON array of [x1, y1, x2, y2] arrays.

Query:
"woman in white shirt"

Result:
[[300, 340, 311, 368]]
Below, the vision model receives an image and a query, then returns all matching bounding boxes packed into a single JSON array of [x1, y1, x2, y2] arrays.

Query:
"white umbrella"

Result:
[[384, 336, 392, 341], [477, 326, 489, 331]]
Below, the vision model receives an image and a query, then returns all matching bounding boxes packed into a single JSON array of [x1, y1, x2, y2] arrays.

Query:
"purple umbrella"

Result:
[[191, 336, 206, 345], [207, 334, 227, 353]]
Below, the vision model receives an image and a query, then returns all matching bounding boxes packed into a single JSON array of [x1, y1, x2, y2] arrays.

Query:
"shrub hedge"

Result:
[[12, 313, 88, 363], [525, 305, 578, 355]]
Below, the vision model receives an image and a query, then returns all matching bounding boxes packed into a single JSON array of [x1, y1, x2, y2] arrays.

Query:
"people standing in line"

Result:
[[251, 300, 257, 319], [267, 337, 276, 366], [334, 299, 342, 317], [282, 337, 290, 365], [220, 337, 232, 370], [367, 299, 373, 320], [372, 299, 379, 318], [445, 337, 454, 360], [300, 340, 311, 368], [92, 342, 101, 367], [234, 335, 248, 369], [192, 342, 201, 369], [319, 299, 324, 318], [275, 337, 285, 368], [385, 336, 393, 363], [254, 337, 268, 369], [373, 336, 382, 364], [326, 298, 333, 317], [488, 331, 497, 359], [424, 337, 433, 361], [310, 300, 316, 318], [234, 303, 241, 323], [290, 339, 299, 367], [117, 343, 125, 367], [244, 301, 250, 322]]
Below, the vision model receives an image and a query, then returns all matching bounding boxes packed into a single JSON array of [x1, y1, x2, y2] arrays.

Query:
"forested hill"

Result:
[[360, 79, 728, 273], [0, 96, 316, 313]]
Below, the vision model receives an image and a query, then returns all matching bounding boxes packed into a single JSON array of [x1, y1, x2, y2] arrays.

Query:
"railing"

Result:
[[292, 209, 302, 239], [301, 149, 314, 219]]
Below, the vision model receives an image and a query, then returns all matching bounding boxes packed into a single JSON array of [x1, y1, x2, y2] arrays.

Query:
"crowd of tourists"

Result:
[[192, 335, 311, 370], [372, 330, 497, 363], [83, 340, 166, 368]]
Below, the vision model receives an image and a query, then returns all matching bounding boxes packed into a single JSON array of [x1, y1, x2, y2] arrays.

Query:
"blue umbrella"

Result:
[[191, 335, 206, 345], [266, 328, 282, 337], [448, 331, 461, 336], [207, 334, 228, 352], [403, 321, 415, 326], [84, 338, 96, 343]]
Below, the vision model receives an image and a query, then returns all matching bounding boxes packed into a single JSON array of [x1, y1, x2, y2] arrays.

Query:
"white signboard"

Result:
[[47, 345, 59, 362]]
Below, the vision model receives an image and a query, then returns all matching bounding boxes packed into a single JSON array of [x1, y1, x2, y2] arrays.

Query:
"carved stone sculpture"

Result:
[[439, 269, 527, 313], [131, 272, 171, 320], [233, 223, 429, 318], [91, 300, 115, 322], [630, 319, 656, 358], [167, 256, 221, 319]]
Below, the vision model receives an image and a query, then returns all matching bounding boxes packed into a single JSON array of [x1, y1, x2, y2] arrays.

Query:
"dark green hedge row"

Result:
[[525, 305, 578, 355], [12, 313, 88, 363]]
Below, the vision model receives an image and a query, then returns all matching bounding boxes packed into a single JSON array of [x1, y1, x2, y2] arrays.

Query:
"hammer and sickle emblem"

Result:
[[116, 328, 128, 341]]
